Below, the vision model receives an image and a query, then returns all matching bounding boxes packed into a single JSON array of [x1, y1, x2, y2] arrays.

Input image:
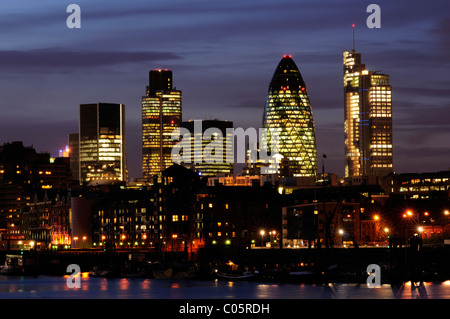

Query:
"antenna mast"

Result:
[[352, 24, 356, 51]]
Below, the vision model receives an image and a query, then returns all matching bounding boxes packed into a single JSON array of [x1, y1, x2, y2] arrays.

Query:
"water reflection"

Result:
[[0, 275, 449, 299]]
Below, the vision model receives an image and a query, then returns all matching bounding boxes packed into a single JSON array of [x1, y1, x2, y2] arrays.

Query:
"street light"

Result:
[[260, 230, 266, 247], [338, 229, 344, 247]]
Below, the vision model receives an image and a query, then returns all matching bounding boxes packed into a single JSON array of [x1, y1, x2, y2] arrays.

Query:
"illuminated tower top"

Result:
[[147, 69, 173, 96], [268, 55, 307, 93], [262, 55, 317, 177]]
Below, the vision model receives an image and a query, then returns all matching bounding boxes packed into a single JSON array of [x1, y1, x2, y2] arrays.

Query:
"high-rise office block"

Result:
[[142, 69, 182, 182], [343, 48, 393, 179], [68, 133, 79, 182], [79, 103, 126, 185], [262, 55, 317, 177], [179, 119, 234, 177]]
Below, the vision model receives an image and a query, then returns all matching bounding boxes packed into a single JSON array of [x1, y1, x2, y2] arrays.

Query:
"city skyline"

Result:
[[0, 0, 449, 179]]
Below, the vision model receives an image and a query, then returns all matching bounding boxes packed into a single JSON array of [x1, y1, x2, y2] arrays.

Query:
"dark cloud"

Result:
[[394, 101, 450, 129], [394, 145, 450, 173], [0, 49, 181, 71], [395, 87, 450, 99]]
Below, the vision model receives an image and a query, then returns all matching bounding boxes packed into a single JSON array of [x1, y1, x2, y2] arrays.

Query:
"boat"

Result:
[[89, 266, 121, 278], [216, 270, 257, 281], [153, 267, 173, 279], [0, 254, 24, 275]]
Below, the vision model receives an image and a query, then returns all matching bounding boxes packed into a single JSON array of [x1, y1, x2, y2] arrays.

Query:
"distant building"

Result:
[[0, 141, 74, 231], [20, 190, 71, 250], [79, 103, 127, 185], [382, 170, 450, 198], [262, 55, 317, 177], [179, 119, 234, 177], [282, 201, 361, 248], [72, 164, 205, 258], [194, 184, 282, 250], [142, 69, 182, 183], [68, 133, 79, 182], [208, 175, 275, 187], [343, 48, 393, 180], [242, 146, 290, 177]]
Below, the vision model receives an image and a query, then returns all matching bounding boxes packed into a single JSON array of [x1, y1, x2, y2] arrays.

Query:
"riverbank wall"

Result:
[[2, 246, 449, 283]]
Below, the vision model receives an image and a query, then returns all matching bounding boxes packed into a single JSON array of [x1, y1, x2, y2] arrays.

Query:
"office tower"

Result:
[[142, 69, 182, 182], [343, 47, 393, 180], [262, 55, 317, 177], [79, 103, 126, 185], [179, 119, 234, 177], [68, 133, 79, 181]]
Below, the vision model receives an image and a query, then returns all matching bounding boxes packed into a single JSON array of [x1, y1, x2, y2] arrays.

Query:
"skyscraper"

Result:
[[142, 69, 182, 182], [68, 133, 79, 182], [343, 48, 393, 180], [79, 103, 126, 185], [262, 55, 317, 177], [179, 119, 234, 177]]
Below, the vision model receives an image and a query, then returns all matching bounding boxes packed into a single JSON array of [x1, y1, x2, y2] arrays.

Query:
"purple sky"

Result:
[[0, 0, 449, 179]]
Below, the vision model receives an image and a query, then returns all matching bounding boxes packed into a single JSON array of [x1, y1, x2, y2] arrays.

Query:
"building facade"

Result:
[[0, 142, 74, 232], [79, 103, 126, 185], [179, 119, 234, 177], [344, 50, 393, 180], [382, 170, 450, 198], [142, 69, 182, 182], [72, 164, 204, 258], [262, 55, 317, 177], [68, 133, 80, 182]]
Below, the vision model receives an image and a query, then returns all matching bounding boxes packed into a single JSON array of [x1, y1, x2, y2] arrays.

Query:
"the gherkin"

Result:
[[262, 55, 317, 177]]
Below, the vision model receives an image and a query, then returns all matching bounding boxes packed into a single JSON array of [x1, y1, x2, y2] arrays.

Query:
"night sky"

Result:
[[1, 0, 449, 179]]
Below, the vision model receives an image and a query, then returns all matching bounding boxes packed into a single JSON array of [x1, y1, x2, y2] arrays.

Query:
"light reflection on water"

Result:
[[0, 275, 449, 299]]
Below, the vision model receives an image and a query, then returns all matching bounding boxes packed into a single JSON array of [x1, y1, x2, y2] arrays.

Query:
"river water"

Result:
[[0, 275, 449, 299]]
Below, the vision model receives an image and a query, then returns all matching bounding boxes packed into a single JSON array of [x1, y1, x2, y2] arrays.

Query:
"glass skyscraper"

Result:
[[179, 119, 234, 177], [78, 103, 126, 185], [142, 69, 182, 182], [343, 50, 393, 179], [262, 55, 317, 177]]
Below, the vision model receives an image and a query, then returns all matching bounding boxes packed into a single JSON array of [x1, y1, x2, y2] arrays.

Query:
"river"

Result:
[[0, 275, 449, 299]]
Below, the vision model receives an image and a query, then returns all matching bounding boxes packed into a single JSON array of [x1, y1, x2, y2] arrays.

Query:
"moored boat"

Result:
[[0, 254, 24, 275]]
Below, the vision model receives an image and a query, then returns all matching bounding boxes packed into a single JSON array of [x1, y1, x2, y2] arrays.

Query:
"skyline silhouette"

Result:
[[0, 0, 449, 179]]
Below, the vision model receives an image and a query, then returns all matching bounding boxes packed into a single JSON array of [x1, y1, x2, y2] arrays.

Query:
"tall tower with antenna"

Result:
[[343, 25, 393, 182]]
